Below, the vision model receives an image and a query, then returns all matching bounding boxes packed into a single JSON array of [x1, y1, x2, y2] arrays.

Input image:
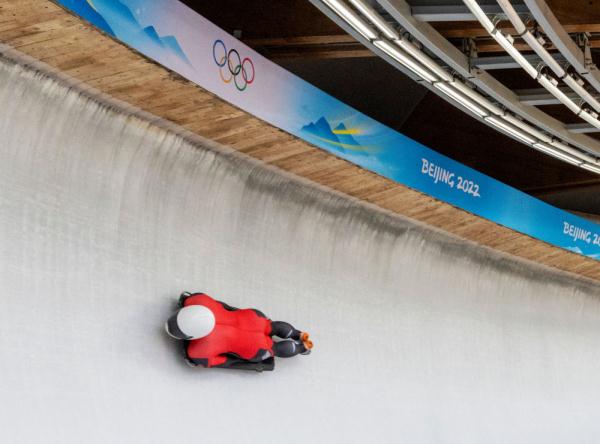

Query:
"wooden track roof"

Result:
[[1, 0, 599, 281]]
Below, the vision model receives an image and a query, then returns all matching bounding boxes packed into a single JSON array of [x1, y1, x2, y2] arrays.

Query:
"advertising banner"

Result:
[[55, 0, 600, 260]]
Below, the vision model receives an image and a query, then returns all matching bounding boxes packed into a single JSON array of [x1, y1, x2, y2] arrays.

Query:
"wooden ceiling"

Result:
[[182, 0, 600, 59]]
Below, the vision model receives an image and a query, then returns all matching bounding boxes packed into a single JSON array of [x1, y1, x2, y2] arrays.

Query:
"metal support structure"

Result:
[[566, 123, 600, 134], [410, 2, 529, 22], [523, 0, 600, 93], [516, 88, 589, 106], [473, 54, 566, 70], [309, 0, 600, 165], [410, 4, 528, 22], [373, 0, 600, 155]]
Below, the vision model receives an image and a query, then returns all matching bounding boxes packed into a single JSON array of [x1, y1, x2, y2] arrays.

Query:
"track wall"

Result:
[[1, 60, 599, 444]]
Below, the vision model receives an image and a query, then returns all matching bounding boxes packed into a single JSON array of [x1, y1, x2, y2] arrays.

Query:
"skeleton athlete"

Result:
[[165, 292, 313, 371]]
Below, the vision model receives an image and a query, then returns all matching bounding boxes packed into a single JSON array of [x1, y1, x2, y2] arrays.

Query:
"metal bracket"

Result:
[[463, 38, 478, 72], [491, 14, 504, 28], [573, 33, 593, 68], [522, 14, 534, 28]]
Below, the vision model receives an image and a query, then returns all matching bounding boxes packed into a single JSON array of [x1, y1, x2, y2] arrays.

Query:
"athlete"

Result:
[[165, 292, 313, 371]]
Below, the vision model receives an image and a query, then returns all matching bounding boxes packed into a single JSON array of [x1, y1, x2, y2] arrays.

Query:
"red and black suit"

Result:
[[181, 293, 306, 371]]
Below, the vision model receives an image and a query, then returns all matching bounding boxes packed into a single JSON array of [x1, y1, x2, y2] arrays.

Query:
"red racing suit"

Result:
[[183, 293, 274, 369]]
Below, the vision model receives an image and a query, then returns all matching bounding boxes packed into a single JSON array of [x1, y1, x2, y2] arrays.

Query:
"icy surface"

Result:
[[1, 59, 600, 443]]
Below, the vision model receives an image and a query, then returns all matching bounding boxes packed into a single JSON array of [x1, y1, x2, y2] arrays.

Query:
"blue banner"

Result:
[[55, 0, 600, 260]]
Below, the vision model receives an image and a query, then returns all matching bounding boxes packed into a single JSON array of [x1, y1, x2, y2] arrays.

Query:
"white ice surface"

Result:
[[1, 59, 600, 444]]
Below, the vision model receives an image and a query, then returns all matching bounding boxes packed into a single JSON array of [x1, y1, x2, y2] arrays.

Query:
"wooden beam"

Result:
[[245, 35, 598, 60], [473, 37, 600, 53], [263, 47, 373, 60], [179, 0, 600, 57], [434, 22, 600, 39], [244, 35, 370, 60]]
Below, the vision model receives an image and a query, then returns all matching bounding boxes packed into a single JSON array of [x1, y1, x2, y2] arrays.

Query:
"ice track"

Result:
[[1, 58, 600, 443]]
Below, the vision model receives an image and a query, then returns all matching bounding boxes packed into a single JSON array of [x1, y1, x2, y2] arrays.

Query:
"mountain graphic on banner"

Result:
[[333, 122, 360, 146], [142, 25, 191, 65], [58, 0, 115, 36], [77, 0, 190, 65], [301, 117, 360, 148]]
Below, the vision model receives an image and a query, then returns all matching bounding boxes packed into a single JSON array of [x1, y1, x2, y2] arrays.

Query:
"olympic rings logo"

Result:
[[212, 39, 255, 92]]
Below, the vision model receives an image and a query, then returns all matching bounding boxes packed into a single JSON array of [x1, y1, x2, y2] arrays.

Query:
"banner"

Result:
[[55, 0, 600, 260]]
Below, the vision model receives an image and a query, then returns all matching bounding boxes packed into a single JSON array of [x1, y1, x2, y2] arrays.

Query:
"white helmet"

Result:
[[165, 305, 216, 340]]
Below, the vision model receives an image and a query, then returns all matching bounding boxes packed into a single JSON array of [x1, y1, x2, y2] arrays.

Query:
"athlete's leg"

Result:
[[270, 321, 302, 340], [273, 339, 307, 358]]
